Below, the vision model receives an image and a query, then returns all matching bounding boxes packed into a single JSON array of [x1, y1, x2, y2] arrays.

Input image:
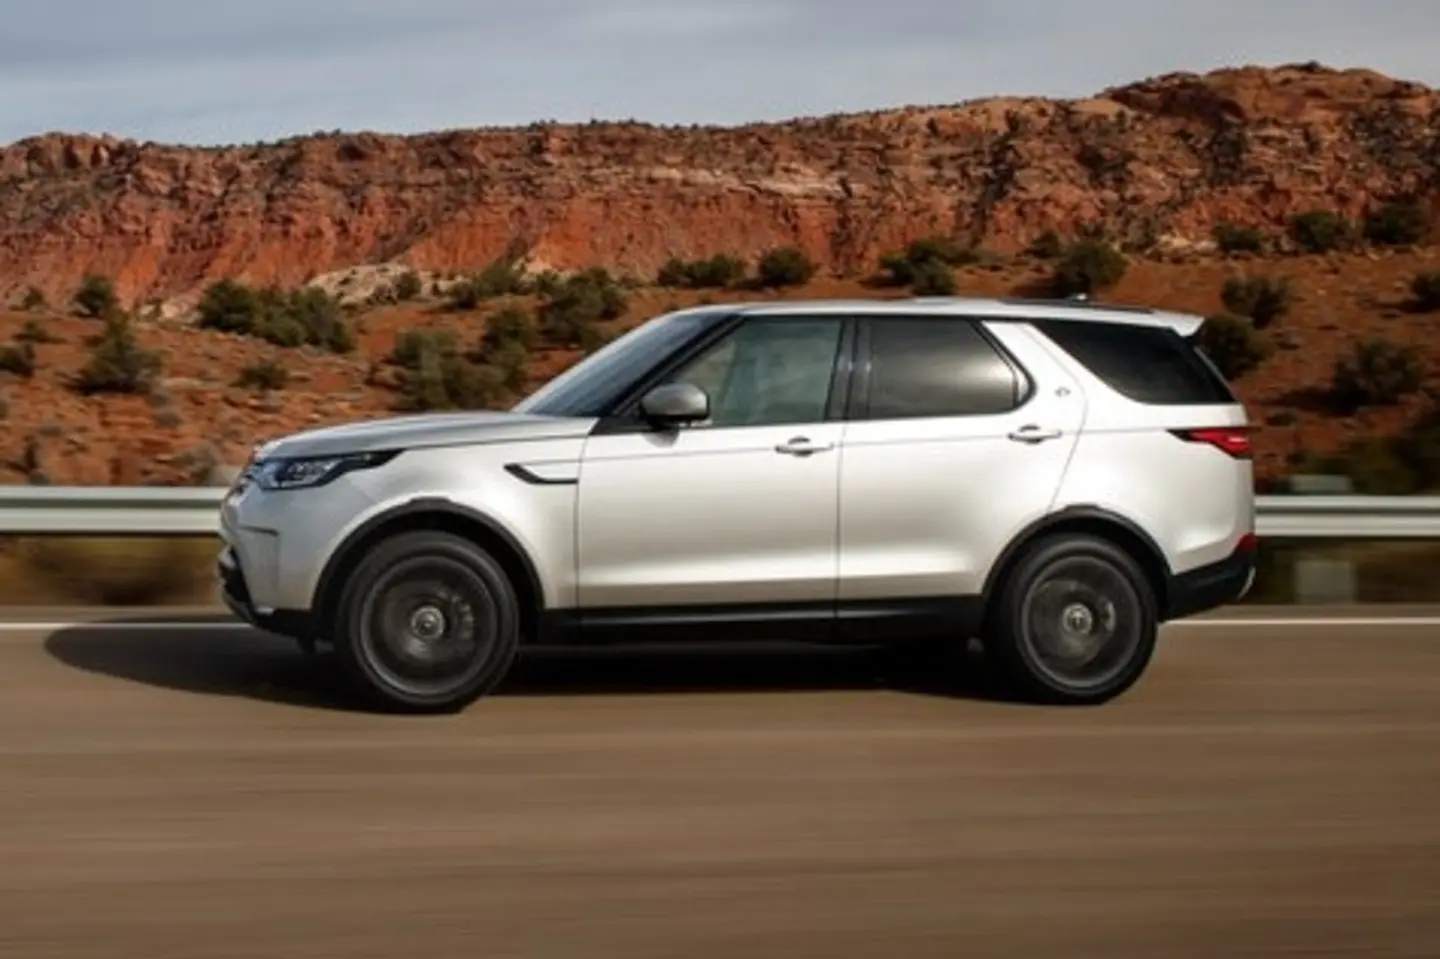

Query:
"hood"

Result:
[[255, 410, 598, 460]]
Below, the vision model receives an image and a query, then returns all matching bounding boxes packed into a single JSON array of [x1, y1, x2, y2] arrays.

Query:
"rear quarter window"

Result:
[[1032, 319, 1237, 405]]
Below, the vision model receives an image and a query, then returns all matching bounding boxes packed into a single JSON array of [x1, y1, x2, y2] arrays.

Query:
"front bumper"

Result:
[[218, 545, 313, 641], [1164, 535, 1258, 621]]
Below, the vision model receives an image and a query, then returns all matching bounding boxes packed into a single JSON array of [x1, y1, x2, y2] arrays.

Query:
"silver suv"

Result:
[[219, 296, 1257, 712]]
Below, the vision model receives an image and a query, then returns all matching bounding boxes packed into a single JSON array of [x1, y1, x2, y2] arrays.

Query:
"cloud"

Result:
[[2, 0, 1437, 145]]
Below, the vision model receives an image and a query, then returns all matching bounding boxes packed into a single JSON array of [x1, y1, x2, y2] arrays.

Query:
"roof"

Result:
[[728, 295, 1203, 335]]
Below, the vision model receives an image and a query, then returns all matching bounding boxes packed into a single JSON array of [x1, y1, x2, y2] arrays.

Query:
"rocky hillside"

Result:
[[1, 62, 1436, 308], [0, 62, 1438, 491]]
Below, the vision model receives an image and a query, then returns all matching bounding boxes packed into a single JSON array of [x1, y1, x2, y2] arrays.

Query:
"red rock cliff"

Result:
[[1, 62, 1437, 306]]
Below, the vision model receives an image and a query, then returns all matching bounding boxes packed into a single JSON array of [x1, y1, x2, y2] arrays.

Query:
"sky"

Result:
[[1, 0, 1438, 146]]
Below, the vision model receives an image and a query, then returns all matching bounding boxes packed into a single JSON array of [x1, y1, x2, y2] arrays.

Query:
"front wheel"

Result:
[[986, 534, 1158, 705], [332, 530, 521, 713]]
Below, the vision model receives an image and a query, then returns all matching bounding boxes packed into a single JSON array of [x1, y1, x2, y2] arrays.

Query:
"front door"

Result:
[[577, 314, 849, 635]]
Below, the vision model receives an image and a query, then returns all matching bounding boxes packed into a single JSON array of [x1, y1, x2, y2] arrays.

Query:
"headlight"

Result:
[[252, 450, 400, 491]]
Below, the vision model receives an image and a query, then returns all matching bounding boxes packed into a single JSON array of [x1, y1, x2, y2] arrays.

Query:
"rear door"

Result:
[[835, 314, 1085, 620]]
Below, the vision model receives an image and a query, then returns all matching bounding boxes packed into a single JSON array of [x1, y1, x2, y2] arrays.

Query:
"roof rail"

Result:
[[996, 295, 1155, 314]]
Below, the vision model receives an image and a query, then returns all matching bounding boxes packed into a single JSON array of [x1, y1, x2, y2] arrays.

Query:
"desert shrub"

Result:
[[656, 254, 747, 289], [74, 315, 163, 395], [909, 258, 957, 295], [234, 359, 289, 391], [195, 279, 352, 353], [1195, 313, 1270, 380], [538, 269, 626, 348], [1028, 231, 1064, 259], [756, 246, 816, 287], [1213, 222, 1264, 254], [481, 306, 539, 353], [1411, 271, 1440, 312], [72, 274, 119, 318], [1221, 275, 1293, 329], [389, 330, 508, 411], [878, 235, 975, 287], [19, 287, 45, 311], [447, 258, 528, 310], [1330, 338, 1423, 409], [1290, 210, 1358, 253], [16, 319, 59, 344], [1051, 238, 1127, 296], [1363, 202, 1429, 247], [393, 270, 424, 301], [0, 341, 35, 377]]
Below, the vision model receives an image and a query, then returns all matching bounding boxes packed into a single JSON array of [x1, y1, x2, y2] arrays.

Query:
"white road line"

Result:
[[0, 616, 1438, 632], [1171, 617, 1440, 628]]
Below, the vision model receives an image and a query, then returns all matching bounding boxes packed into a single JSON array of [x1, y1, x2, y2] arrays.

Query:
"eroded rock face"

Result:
[[1, 64, 1436, 307]]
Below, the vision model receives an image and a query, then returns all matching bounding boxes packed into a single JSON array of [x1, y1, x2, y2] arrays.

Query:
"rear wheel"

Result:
[[987, 533, 1158, 705], [332, 530, 521, 713]]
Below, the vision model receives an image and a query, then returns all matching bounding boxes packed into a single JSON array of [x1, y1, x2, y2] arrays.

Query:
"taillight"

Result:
[[1170, 426, 1252, 459]]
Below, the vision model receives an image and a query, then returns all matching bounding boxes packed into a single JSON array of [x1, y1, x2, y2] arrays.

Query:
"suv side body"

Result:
[[218, 297, 1255, 712]]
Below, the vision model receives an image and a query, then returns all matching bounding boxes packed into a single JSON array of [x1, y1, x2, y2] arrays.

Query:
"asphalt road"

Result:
[[0, 607, 1437, 958]]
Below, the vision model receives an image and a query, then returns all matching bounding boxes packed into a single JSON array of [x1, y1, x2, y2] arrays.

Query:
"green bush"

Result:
[[74, 315, 162, 395], [1411, 271, 1440, 312], [1213, 222, 1264, 254], [1051, 238, 1127, 296], [1290, 210, 1358, 253], [1221, 275, 1293, 329], [389, 330, 509, 412], [756, 246, 816, 287], [19, 287, 45, 311], [481, 306, 539, 353], [1330, 338, 1423, 409], [909, 258, 957, 295], [0, 341, 35, 377], [656, 254, 747, 289], [878, 235, 976, 287], [72, 275, 119, 318], [1028, 231, 1064, 259], [195, 279, 353, 354], [1195, 313, 1270, 380], [447, 258, 528, 310], [1363, 202, 1429, 246], [234, 359, 288, 391], [393, 270, 424, 301], [15, 319, 59, 344], [538, 269, 626, 349]]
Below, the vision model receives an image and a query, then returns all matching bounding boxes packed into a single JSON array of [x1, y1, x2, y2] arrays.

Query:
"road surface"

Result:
[[0, 607, 1436, 958]]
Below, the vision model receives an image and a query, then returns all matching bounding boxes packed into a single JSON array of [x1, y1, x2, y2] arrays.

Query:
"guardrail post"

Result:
[[1284, 474, 1357, 604]]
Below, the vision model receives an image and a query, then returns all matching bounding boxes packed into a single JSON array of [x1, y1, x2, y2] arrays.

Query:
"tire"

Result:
[[331, 530, 522, 714], [986, 533, 1158, 705]]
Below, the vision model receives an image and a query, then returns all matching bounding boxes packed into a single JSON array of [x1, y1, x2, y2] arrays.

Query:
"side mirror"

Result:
[[639, 382, 709, 427]]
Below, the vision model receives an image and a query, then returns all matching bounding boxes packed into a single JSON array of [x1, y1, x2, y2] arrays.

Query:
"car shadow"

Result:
[[43, 614, 1016, 714]]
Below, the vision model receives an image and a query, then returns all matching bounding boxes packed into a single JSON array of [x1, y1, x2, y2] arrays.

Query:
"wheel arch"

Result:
[[980, 506, 1172, 622], [312, 498, 546, 643]]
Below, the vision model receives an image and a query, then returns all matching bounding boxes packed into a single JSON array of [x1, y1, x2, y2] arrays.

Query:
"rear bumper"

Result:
[[218, 546, 313, 640], [1164, 535, 1257, 621]]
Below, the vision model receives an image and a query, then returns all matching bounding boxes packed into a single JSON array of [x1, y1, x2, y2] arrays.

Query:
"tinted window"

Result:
[[863, 318, 1023, 419], [660, 316, 843, 427], [1032, 319, 1236, 405]]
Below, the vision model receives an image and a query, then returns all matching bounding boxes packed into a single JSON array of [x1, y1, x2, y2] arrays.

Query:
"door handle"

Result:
[[775, 436, 834, 457], [1007, 425, 1063, 444]]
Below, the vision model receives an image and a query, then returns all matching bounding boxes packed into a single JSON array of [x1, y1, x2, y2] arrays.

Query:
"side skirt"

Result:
[[535, 597, 983, 647]]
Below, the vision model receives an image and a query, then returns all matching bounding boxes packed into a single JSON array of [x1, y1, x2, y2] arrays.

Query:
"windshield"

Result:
[[512, 307, 731, 418]]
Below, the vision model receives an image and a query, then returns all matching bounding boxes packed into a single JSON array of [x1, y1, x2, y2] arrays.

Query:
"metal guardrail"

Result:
[[1, 487, 1440, 539]]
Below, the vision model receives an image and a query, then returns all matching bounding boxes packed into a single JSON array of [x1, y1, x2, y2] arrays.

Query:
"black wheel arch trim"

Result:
[[311, 497, 548, 634], [980, 505, 1173, 611]]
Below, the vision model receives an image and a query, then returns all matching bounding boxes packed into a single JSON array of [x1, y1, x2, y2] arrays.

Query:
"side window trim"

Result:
[[848, 314, 1035, 422], [593, 313, 855, 435]]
